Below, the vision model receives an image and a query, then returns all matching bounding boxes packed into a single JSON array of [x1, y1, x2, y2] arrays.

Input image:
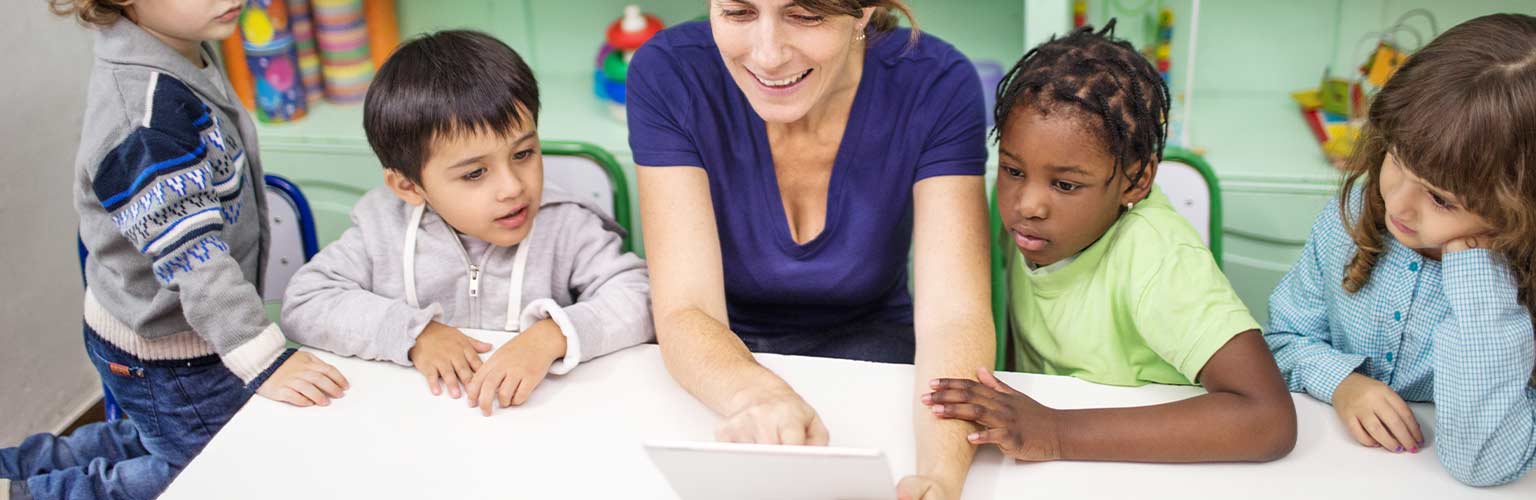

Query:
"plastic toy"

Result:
[[313, 0, 373, 103], [287, 0, 323, 102], [594, 5, 664, 120], [241, 0, 308, 122], [220, 33, 257, 110], [1153, 8, 1172, 81]]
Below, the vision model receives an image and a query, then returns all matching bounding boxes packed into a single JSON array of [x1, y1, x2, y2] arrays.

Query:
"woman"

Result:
[[627, 1, 993, 498]]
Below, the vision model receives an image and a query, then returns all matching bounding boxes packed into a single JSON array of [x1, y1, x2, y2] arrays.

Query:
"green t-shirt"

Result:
[[1008, 189, 1259, 386]]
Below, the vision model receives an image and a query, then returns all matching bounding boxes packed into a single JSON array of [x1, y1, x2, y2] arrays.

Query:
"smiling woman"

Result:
[[625, 1, 996, 498]]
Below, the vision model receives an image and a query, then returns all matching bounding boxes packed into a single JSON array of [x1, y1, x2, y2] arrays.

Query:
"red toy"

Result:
[[606, 5, 663, 51]]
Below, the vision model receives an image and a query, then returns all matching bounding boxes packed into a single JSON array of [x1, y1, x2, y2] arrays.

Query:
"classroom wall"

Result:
[[0, 8, 100, 442]]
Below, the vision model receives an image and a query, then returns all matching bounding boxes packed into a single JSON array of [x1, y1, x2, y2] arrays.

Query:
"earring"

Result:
[[1125, 201, 1135, 210], [855, 26, 866, 41]]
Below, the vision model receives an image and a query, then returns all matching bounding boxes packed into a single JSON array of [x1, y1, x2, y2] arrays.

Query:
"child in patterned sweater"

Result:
[[1, 2, 346, 499]]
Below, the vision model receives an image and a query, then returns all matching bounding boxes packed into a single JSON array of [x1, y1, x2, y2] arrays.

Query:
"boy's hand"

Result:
[[466, 319, 567, 416], [923, 367, 1062, 462], [1332, 373, 1423, 453], [256, 351, 350, 407], [409, 321, 493, 399]]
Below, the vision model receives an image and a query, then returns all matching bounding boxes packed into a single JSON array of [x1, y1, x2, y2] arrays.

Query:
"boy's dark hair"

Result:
[[992, 20, 1170, 191], [363, 30, 540, 184]]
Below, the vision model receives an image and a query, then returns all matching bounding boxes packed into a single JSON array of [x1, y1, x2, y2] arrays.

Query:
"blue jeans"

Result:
[[0, 326, 252, 500]]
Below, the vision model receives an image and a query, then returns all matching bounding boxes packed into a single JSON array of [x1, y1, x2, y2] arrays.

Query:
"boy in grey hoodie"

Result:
[[2, 2, 347, 500], [280, 30, 654, 416]]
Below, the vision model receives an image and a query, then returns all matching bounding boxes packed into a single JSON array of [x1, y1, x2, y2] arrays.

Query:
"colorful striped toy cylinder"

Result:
[[244, 34, 308, 122], [287, 0, 323, 102], [362, 0, 400, 71], [312, 0, 372, 103]]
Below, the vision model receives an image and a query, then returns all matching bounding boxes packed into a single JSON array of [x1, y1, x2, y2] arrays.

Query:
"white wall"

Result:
[[0, 6, 101, 442]]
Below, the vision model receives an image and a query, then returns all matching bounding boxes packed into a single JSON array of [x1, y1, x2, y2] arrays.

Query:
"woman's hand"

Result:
[[715, 385, 830, 446]]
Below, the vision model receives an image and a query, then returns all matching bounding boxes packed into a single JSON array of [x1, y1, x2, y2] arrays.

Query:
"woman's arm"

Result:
[[638, 166, 828, 445], [908, 174, 996, 496]]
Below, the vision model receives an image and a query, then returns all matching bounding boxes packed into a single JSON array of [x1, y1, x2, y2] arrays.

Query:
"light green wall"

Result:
[[398, 0, 1028, 76]]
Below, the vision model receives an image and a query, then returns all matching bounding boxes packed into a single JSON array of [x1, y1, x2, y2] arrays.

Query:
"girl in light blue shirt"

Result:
[[1265, 14, 1536, 487]]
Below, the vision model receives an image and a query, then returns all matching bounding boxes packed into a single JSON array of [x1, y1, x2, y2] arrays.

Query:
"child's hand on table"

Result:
[[257, 351, 350, 407], [409, 321, 493, 399], [466, 318, 567, 416], [923, 367, 1063, 462], [1332, 373, 1423, 453]]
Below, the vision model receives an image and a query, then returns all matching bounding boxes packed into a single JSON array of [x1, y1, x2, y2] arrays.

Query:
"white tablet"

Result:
[[644, 441, 896, 500]]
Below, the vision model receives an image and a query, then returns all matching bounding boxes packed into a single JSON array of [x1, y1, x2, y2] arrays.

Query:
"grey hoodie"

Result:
[[75, 19, 283, 384], [280, 185, 653, 371]]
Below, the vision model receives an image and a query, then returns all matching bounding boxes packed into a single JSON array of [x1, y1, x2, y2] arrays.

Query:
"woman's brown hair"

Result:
[[48, 0, 128, 27], [1339, 13, 1536, 380], [791, 0, 919, 45]]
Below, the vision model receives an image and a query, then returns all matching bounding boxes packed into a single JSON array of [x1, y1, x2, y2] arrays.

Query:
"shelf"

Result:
[[254, 72, 632, 157]]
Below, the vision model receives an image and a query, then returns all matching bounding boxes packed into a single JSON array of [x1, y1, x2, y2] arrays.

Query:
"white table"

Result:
[[162, 336, 1535, 499]]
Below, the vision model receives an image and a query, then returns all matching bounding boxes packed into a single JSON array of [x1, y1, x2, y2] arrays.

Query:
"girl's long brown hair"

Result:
[[1339, 14, 1536, 382]]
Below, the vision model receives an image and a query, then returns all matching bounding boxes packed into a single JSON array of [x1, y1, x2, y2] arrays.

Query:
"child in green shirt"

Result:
[[921, 21, 1296, 463]]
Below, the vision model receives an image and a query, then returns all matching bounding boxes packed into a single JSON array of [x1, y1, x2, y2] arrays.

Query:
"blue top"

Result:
[[1265, 192, 1536, 487], [627, 22, 986, 352]]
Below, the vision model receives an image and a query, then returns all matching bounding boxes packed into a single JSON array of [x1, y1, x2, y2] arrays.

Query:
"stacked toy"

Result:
[[594, 5, 663, 121], [240, 0, 308, 122], [1152, 8, 1173, 82], [313, 0, 373, 103], [287, 0, 323, 102]]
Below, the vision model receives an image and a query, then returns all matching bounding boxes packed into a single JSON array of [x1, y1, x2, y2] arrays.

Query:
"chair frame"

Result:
[[542, 141, 634, 253]]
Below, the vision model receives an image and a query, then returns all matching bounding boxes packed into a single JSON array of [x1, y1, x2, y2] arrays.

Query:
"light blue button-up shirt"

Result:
[[1265, 194, 1536, 486]]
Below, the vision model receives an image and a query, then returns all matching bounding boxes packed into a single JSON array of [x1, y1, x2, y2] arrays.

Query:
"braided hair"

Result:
[[993, 20, 1171, 191]]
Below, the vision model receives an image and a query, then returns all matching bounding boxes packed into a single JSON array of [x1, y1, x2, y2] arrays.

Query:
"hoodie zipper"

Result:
[[447, 229, 481, 324], [468, 265, 482, 298], [446, 228, 501, 326]]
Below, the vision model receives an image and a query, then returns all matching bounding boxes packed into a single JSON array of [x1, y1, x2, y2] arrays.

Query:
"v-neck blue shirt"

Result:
[[627, 22, 986, 346]]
